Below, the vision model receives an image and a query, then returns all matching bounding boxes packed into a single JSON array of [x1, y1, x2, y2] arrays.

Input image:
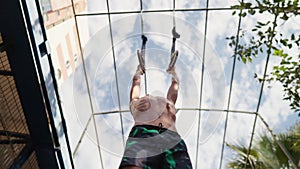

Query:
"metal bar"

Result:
[[218, 2, 244, 168], [0, 139, 29, 144], [139, 0, 148, 96], [93, 108, 256, 115], [70, 0, 104, 168], [0, 130, 30, 139], [139, 0, 144, 35], [257, 114, 300, 169], [75, 7, 234, 17], [9, 143, 34, 169], [73, 114, 92, 156], [244, 14, 279, 168], [34, 0, 75, 166], [21, 0, 60, 147], [75, 6, 300, 17], [105, 0, 126, 150], [93, 110, 129, 115], [172, 0, 176, 27], [20, 0, 66, 168], [0, 43, 9, 52], [177, 108, 256, 115], [0, 70, 13, 76], [195, 0, 210, 167]]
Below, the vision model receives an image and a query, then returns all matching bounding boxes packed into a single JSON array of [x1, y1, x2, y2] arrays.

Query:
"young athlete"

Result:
[[119, 65, 193, 169]]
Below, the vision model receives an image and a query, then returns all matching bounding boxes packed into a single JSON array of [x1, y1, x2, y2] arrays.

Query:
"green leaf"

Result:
[[248, 9, 256, 15], [248, 57, 253, 63], [281, 13, 289, 21], [232, 10, 237, 15], [281, 60, 290, 65], [257, 21, 265, 26], [291, 34, 295, 40], [292, 62, 298, 66], [293, 0, 299, 6], [254, 73, 258, 78], [242, 57, 247, 64], [279, 65, 287, 71], [245, 2, 252, 8], [280, 39, 288, 46], [274, 0, 285, 3], [274, 50, 281, 56], [231, 5, 241, 9], [239, 12, 247, 17]]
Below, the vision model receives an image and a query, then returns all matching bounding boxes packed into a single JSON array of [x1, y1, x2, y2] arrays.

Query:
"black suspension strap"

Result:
[[137, 35, 147, 73], [167, 0, 180, 71], [137, 0, 147, 73]]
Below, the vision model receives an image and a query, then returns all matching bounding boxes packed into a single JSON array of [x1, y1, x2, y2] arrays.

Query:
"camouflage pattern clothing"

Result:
[[119, 125, 192, 169]]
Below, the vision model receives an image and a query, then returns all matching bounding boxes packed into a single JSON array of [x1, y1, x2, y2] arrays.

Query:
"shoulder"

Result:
[[166, 97, 175, 106], [166, 98, 176, 109], [130, 98, 139, 105]]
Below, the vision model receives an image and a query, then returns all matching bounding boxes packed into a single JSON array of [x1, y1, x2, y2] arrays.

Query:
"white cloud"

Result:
[[108, 0, 139, 12], [143, 0, 172, 10], [209, 0, 239, 8], [176, 0, 204, 9], [73, 120, 103, 169], [85, 0, 107, 13], [53, 1, 300, 169], [204, 10, 237, 46], [259, 82, 294, 129]]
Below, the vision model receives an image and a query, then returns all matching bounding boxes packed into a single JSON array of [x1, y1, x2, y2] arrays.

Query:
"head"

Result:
[[135, 94, 167, 114]]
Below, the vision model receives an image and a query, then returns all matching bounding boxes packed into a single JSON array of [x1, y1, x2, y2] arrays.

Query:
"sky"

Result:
[[47, 0, 300, 168]]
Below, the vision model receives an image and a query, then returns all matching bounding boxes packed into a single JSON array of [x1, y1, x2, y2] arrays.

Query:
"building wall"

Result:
[[50, 0, 71, 11], [47, 19, 81, 83], [42, 0, 88, 85], [44, 0, 86, 28]]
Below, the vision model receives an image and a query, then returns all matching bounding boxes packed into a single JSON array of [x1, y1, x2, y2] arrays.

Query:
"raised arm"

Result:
[[167, 67, 179, 104], [130, 65, 144, 102]]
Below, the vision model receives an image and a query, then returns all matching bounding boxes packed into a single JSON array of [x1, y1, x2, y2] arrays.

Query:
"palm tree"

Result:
[[226, 123, 300, 169], [226, 143, 267, 169]]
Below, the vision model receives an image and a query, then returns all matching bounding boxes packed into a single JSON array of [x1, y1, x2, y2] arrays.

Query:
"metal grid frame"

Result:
[[0, 40, 38, 168], [68, 0, 295, 168], [21, 151, 39, 169]]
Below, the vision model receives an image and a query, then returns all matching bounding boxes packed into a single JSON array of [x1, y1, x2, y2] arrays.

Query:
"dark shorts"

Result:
[[119, 125, 193, 169]]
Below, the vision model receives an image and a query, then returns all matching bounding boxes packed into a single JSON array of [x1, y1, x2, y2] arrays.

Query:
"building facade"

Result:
[[41, 0, 87, 83]]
